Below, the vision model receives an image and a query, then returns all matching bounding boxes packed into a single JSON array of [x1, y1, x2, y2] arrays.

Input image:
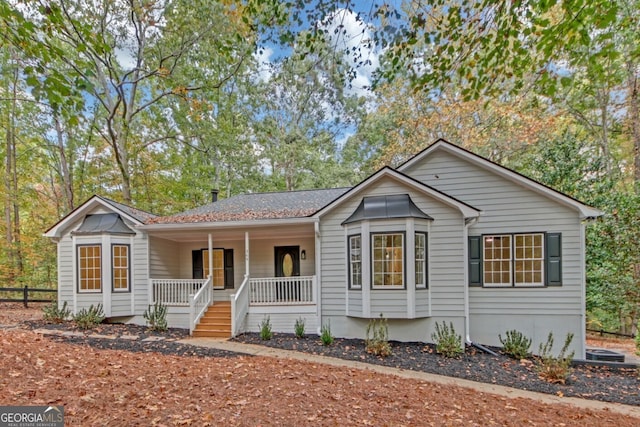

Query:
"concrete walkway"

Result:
[[181, 337, 640, 419]]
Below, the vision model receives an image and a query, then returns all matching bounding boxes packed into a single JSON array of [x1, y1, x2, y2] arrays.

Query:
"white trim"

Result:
[[406, 218, 416, 319], [579, 220, 587, 359], [397, 139, 603, 219], [361, 221, 371, 317], [314, 222, 322, 328], [314, 167, 482, 220]]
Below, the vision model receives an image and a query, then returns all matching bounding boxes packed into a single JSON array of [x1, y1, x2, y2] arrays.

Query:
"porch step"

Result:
[[192, 302, 232, 338]]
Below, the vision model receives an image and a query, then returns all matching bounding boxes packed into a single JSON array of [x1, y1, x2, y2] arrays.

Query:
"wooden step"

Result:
[[192, 302, 232, 338]]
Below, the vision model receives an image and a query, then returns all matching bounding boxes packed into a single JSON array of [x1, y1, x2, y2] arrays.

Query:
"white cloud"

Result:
[[253, 46, 275, 83]]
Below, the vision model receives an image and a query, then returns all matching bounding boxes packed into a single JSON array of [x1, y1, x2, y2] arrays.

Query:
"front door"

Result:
[[275, 246, 300, 277]]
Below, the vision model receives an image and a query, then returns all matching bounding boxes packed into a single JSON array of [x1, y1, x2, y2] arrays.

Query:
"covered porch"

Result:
[[140, 220, 320, 336]]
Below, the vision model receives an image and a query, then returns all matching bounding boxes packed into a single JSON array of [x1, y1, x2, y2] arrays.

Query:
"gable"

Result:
[[44, 195, 146, 239], [398, 139, 602, 219]]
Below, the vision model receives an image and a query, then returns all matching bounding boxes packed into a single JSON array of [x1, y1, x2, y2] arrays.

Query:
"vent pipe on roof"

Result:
[[211, 189, 219, 203]]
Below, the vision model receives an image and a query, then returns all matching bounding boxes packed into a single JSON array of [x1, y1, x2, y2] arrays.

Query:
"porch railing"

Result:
[[151, 279, 206, 306], [190, 276, 213, 334], [231, 274, 249, 337], [249, 276, 315, 306]]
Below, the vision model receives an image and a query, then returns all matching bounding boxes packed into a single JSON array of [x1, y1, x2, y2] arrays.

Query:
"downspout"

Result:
[[463, 217, 497, 355], [315, 220, 322, 335]]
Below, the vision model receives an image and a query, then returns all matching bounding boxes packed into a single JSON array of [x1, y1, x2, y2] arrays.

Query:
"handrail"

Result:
[[151, 279, 206, 306], [189, 276, 213, 334], [230, 274, 249, 337], [249, 276, 315, 305]]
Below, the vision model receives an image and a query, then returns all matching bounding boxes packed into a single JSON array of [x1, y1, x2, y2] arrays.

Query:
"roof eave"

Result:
[[138, 216, 318, 231]]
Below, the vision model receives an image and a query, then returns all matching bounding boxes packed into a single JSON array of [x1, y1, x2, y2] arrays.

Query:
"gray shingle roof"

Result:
[[150, 188, 350, 224], [97, 196, 158, 223]]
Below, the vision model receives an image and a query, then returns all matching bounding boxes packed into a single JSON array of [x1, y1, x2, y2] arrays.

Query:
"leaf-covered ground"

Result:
[[234, 333, 640, 406], [1, 329, 639, 427]]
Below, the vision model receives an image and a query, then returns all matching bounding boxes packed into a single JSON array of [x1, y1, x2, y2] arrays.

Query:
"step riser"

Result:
[[192, 304, 232, 337]]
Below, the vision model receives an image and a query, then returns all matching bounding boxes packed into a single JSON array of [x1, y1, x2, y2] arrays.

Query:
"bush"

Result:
[[42, 301, 70, 324], [143, 301, 168, 332], [259, 316, 273, 340], [635, 329, 640, 357], [431, 321, 463, 358], [499, 329, 532, 359], [365, 314, 392, 357], [294, 317, 306, 338], [537, 332, 575, 384], [320, 321, 333, 346], [73, 304, 105, 330]]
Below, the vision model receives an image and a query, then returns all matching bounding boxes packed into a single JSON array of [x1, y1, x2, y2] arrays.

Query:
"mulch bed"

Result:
[[233, 332, 640, 406], [22, 319, 239, 359]]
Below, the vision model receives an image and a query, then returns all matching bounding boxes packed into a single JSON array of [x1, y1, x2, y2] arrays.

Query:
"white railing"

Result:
[[151, 279, 206, 306], [230, 275, 249, 337], [189, 276, 213, 334], [249, 276, 315, 306]]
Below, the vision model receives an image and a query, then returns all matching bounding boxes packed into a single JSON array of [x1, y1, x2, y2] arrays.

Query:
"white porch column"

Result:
[[208, 233, 213, 279], [245, 231, 250, 277]]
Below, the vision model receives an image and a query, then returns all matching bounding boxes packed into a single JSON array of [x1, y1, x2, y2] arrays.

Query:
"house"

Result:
[[44, 139, 602, 357]]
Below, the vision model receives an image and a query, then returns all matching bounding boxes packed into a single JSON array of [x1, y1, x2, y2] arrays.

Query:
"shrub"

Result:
[[42, 301, 70, 323], [635, 329, 640, 357], [431, 321, 463, 358], [365, 314, 392, 357], [294, 317, 306, 338], [499, 329, 532, 359], [143, 301, 168, 332], [320, 321, 333, 346], [536, 332, 575, 384], [73, 304, 105, 330], [259, 316, 273, 340]]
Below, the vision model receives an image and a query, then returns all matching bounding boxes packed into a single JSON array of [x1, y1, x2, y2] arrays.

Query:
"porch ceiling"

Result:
[[143, 222, 315, 242]]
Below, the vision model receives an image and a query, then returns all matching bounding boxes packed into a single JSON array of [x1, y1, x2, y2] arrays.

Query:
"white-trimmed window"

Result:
[[372, 233, 404, 288], [349, 235, 362, 289], [112, 244, 130, 292], [415, 232, 427, 288], [514, 234, 544, 286], [483, 235, 512, 286], [483, 233, 544, 287], [78, 245, 102, 292]]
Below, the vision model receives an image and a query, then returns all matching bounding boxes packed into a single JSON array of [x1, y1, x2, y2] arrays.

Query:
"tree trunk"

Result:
[[627, 60, 640, 192], [53, 114, 75, 211]]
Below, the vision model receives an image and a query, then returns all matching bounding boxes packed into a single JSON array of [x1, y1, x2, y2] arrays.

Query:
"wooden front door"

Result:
[[274, 246, 300, 277]]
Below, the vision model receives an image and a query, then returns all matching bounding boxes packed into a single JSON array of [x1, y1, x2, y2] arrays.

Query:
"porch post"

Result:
[[244, 231, 250, 277], [208, 233, 213, 279]]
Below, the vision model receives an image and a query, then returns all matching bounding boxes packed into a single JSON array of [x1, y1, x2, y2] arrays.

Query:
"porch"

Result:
[[150, 275, 317, 337]]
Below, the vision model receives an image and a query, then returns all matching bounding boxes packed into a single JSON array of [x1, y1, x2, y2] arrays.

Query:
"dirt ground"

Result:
[[0, 302, 47, 324], [1, 305, 639, 426]]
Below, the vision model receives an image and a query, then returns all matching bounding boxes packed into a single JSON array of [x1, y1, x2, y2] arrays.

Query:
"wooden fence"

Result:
[[0, 286, 57, 307], [586, 328, 635, 339]]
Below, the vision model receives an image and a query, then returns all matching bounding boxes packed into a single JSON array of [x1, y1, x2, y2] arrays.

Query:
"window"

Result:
[[415, 233, 427, 288], [372, 233, 404, 287], [348, 235, 362, 289], [112, 244, 130, 292], [484, 235, 512, 286], [78, 245, 102, 292], [203, 249, 225, 289], [470, 232, 557, 287]]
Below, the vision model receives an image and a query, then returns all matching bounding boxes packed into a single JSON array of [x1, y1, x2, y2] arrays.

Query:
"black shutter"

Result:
[[546, 233, 562, 286], [192, 250, 203, 279], [224, 249, 234, 289], [469, 236, 482, 287]]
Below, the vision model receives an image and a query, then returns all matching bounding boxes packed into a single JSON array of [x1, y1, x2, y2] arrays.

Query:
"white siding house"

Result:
[[45, 139, 601, 357]]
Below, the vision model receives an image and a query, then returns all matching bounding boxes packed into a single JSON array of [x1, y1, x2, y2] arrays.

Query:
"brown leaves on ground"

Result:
[[1, 330, 639, 426], [0, 303, 46, 325]]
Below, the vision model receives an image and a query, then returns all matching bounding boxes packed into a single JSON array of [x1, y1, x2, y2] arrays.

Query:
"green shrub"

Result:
[[42, 301, 70, 324], [431, 321, 463, 358], [294, 317, 306, 338], [635, 329, 640, 357], [536, 332, 575, 384], [365, 314, 392, 357], [320, 321, 334, 346], [259, 316, 273, 340], [73, 304, 105, 330], [499, 329, 532, 359], [143, 301, 168, 332]]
